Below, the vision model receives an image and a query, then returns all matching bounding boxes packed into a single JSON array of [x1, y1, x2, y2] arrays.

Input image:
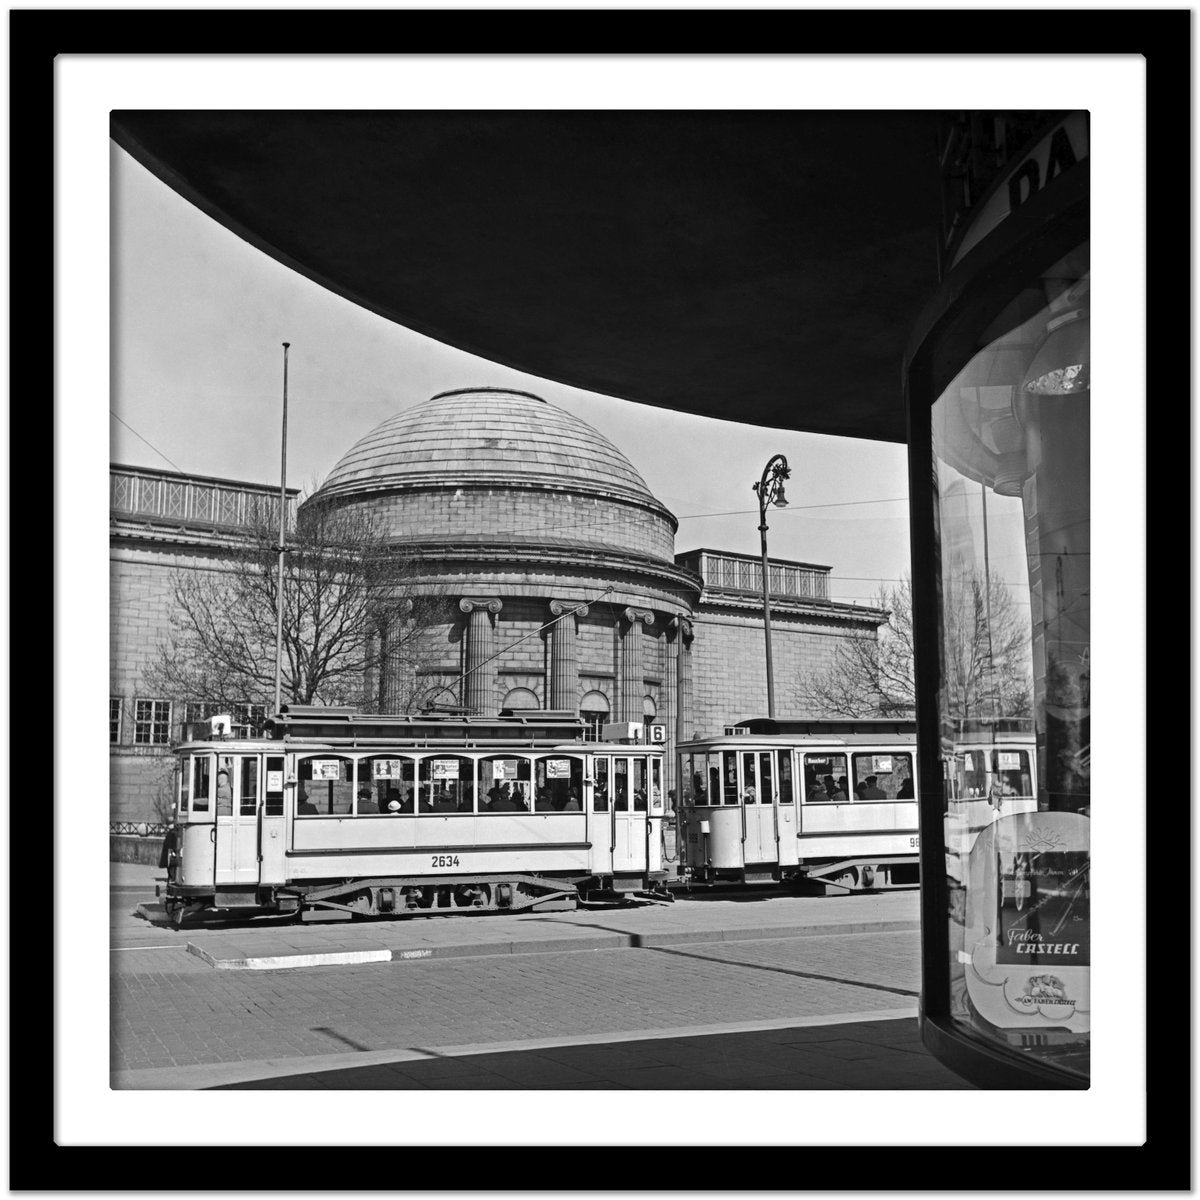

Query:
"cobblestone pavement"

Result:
[[112, 927, 923, 1083]]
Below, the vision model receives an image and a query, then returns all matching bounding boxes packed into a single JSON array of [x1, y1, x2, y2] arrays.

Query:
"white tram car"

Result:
[[162, 706, 668, 924], [676, 719, 923, 891]]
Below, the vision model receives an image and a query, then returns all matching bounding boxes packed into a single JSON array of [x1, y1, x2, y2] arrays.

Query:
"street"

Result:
[[110, 867, 970, 1091]]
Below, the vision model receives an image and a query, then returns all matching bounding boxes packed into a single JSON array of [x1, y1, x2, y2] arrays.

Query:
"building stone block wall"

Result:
[[688, 607, 882, 738], [110, 545, 232, 823], [354, 487, 676, 562]]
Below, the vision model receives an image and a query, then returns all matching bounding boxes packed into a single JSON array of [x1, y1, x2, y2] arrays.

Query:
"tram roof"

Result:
[[732, 717, 917, 736], [265, 707, 589, 743]]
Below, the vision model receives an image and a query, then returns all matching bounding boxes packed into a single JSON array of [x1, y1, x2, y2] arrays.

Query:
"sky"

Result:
[[111, 143, 913, 607]]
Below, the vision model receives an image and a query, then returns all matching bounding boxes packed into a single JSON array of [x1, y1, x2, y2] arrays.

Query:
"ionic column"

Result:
[[362, 621, 380, 711], [619, 607, 655, 723], [459, 598, 503, 714], [379, 599, 415, 714], [673, 616, 695, 743], [549, 600, 588, 710]]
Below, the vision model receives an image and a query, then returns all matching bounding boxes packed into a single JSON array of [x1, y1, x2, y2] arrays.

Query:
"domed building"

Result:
[[314, 387, 703, 742], [109, 387, 887, 835]]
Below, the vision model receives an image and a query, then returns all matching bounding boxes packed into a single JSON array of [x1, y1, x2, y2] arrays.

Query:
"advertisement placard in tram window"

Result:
[[545, 759, 570, 779], [310, 759, 342, 781], [372, 759, 403, 779], [963, 811, 1090, 1033], [431, 759, 460, 780]]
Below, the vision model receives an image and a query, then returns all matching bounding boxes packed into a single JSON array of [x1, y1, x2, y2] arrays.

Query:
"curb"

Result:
[[185, 919, 918, 971]]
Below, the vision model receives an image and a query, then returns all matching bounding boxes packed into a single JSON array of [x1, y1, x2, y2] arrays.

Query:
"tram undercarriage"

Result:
[[162, 871, 672, 926]]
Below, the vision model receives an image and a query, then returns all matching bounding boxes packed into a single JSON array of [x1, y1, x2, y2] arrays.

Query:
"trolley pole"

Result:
[[753, 454, 790, 719], [274, 343, 290, 715]]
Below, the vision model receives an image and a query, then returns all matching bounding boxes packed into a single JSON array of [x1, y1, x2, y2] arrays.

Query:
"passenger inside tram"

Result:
[[861, 775, 888, 800], [898, 777, 915, 798], [807, 776, 829, 802], [385, 787, 403, 813], [357, 787, 378, 815], [297, 786, 318, 816]]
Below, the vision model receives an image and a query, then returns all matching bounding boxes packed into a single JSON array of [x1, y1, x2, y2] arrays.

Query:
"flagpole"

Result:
[[274, 343, 290, 714]]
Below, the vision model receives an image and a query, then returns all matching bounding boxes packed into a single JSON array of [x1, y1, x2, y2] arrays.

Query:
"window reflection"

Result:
[[932, 242, 1089, 1076]]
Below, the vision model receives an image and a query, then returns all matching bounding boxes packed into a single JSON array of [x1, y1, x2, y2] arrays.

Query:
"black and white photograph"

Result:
[[24, 11, 1175, 1176]]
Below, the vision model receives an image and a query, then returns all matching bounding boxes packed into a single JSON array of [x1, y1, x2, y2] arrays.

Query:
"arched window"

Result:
[[580, 690, 610, 742], [501, 687, 540, 712], [643, 695, 657, 738]]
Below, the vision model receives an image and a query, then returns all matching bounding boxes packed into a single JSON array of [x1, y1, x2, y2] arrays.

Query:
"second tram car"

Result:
[[162, 706, 668, 924], [675, 719, 922, 891]]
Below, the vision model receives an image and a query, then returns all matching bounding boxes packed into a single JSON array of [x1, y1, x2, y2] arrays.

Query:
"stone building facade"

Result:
[[110, 388, 886, 824]]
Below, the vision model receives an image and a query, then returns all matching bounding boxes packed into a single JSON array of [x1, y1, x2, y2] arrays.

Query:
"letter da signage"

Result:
[[951, 114, 1089, 268]]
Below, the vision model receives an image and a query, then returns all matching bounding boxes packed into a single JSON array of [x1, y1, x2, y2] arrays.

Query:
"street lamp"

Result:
[[753, 454, 790, 718]]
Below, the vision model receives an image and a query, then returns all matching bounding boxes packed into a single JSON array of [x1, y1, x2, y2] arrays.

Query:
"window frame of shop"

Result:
[[905, 154, 1090, 1091]]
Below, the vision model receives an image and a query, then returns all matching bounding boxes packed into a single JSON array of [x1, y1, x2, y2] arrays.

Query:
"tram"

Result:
[[162, 706, 668, 924], [942, 718, 1039, 857], [675, 719, 922, 892]]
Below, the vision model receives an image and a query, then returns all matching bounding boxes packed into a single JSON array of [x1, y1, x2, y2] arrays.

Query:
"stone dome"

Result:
[[319, 387, 662, 510]]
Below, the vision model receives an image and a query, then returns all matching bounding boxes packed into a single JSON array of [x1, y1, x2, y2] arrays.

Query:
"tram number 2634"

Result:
[[432, 854, 461, 869]]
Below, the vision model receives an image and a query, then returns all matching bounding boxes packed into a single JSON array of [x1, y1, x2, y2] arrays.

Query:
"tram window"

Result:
[[650, 758, 662, 812], [478, 756, 531, 812], [960, 751, 988, 798], [851, 753, 915, 801], [362, 756, 416, 814], [594, 758, 610, 812], [238, 758, 258, 816], [216, 756, 235, 816], [778, 754, 794, 804], [803, 754, 847, 801], [614, 759, 630, 811], [264, 756, 284, 816], [708, 764, 721, 808], [631, 758, 648, 811], [533, 756, 584, 811], [678, 758, 696, 805], [192, 755, 211, 813], [741, 753, 758, 803], [722, 752, 739, 805], [992, 750, 1032, 799], [297, 756, 354, 816], [759, 753, 773, 804], [419, 756, 476, 813]]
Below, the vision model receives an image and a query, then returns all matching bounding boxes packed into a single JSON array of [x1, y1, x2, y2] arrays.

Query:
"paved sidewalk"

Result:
[[123, 879, 919, 970], [206, 1015, 971, 1091]]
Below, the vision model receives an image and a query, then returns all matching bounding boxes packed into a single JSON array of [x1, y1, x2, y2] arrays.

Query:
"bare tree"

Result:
[[146, 491, 447, 719], [792, 574, 1031, 720]]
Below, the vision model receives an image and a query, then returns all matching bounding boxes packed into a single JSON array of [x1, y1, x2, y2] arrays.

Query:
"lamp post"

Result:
[[274, 342, 290, 715], [753, 454, 790, 718]]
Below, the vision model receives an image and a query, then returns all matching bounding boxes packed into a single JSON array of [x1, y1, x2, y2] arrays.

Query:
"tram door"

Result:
[[590, 757, 613, 875], [741, 751, 777, 864], [214, 754, 260, 885], [611, 756, 649, 873]]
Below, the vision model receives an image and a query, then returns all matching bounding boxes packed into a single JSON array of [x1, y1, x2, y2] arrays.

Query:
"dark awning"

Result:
[[111, 110, 943, 442]]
